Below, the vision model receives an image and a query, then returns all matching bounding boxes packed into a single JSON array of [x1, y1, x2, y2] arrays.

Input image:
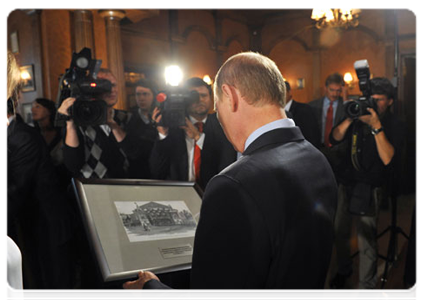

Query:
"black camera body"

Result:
[[55, 48, 110, 127], [156, 86, 200, 127], [344, 60, 377, 119]]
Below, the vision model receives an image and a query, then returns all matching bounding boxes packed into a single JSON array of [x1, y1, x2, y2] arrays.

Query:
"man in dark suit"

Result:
[[284, 81, 320, 148], [8, 100, 74, 288], [124, 52, 338, 289], [149, 77, 236, 191], [309, 73, 346, 176], [126, 78, 159, 179]]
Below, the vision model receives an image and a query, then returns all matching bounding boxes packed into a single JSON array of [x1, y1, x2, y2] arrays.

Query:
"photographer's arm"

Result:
[[151, 107, 168, 137], [181, 118, 204, 145], [332, 118, 353, 142], [58, 97, 79, 147], [107, 107, 126, 142], [359, 108, 394, 165]]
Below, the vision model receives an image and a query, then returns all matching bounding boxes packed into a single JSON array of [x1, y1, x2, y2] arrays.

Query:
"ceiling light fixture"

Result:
[[311, 9, 361, 30]]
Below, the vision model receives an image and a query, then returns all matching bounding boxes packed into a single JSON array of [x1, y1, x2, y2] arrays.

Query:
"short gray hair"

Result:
[[214, 52, 286, 107]]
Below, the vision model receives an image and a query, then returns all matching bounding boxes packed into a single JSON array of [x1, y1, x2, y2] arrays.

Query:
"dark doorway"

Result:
[[397, 55, 416, 195]]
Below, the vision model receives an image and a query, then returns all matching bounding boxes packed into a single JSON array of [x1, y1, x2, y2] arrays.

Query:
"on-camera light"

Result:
[[165, 65, 183, 87]]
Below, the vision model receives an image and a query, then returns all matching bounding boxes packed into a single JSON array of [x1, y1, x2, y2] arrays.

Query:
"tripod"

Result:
[[377, 193, 409, 288]]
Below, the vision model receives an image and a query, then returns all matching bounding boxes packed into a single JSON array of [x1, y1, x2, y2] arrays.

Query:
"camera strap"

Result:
[[351, 120, 363, 172]]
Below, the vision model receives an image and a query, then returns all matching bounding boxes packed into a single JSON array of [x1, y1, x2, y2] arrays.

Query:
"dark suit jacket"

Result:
[[125, 109, 158, 179], [149, 113, 237, 191], [145, 126, 337, 289], [5, 115, 72, 244], [288, 100, 320, 148], [309, 97, 345, 144], [8, 114, 74, 288], [309, 97, 347, 177]]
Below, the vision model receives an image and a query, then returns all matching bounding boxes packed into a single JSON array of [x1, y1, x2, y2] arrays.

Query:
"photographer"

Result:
[[59, 69, 143, 179], [149, 77, 237, 191], [126, 79, 160, 179], [329, 77, 406, 289]]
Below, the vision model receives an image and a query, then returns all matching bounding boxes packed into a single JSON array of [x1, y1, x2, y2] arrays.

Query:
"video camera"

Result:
[[55, 47, 110, 127], [344, 59, 377, 119], [155, 86, 200, 128]]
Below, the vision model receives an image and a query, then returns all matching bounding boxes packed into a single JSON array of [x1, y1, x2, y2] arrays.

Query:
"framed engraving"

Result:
[[72, 178, 203, 282]]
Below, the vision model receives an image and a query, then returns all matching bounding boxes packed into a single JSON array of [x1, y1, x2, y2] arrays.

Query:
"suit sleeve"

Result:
[[149, 135, 172, 180], [190, 175, 269, 288], [62, 127, 86, 176], [8, 129, 42, 216], [295, 104, 321, 148], [118, 133, 152, 161]]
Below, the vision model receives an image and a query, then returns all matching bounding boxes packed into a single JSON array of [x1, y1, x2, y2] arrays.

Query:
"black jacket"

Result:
[[149, 113, 237, 191], [145, 126, 337, 289], [5, 115, 73, 244], [125, 108, 158, 179], [288, 100, 320, 148], [329, 111, 406, 188]]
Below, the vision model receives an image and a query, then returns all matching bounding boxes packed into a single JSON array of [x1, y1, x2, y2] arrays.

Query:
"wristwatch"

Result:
[[371, 127, 384, 135]]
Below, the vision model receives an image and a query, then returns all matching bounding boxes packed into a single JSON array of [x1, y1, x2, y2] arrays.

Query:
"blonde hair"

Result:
[[214, 52, 286, 107], [7, 51, 21, 100]]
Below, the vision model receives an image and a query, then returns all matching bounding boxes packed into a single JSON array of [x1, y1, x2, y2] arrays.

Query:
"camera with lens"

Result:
[[344, 59, 377, 119], [155, 86, 200, 128], [55, 47, 110, 127]]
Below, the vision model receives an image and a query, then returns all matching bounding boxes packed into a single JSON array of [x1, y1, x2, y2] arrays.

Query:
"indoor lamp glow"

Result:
[[165, 65, 183, 87]]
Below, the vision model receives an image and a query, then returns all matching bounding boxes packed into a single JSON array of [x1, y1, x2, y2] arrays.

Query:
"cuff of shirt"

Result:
[[196, 132, 205, 150], [158, 132, 168, 140]]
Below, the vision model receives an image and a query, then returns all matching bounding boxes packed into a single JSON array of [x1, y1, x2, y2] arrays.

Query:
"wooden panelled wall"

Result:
[[7, 9, 416, 112]]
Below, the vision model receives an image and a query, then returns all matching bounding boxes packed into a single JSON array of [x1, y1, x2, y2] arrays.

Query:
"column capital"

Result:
[[98, 10, 126, 20]]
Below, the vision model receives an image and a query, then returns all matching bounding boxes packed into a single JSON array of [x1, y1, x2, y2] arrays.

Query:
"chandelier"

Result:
[[311, 9, 361, 29]]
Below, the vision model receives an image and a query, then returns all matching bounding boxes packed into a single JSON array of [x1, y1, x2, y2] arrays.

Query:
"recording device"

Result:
[[155, 87, 200, 127], [344, 59, 377, 119], [55, 47, 110, 127]]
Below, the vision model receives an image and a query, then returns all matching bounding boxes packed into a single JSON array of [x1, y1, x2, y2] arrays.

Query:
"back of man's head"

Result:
[[325, 73, 344, 87], [214, 52, 286, 108], [184, 77, 212, 96], [371, 77, 395, 100]]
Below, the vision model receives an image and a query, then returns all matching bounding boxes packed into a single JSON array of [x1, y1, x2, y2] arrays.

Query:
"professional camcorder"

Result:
[[344, 59, 377, 119], [156, 86, 200, 128], [55, 47, 110, 127]]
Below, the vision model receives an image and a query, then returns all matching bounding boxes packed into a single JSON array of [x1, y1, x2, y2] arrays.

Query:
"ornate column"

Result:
[[311, 28, 322, 99], [213, 10, 225, 68], [98, 10, 127, 110], [74, 10, 95, 54]]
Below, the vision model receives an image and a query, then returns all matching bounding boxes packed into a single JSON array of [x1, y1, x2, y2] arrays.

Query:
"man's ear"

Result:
[[221, 84, 239, 112]]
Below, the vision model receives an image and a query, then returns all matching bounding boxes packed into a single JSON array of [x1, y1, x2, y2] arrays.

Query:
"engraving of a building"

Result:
[[130, 202, 195, 227]]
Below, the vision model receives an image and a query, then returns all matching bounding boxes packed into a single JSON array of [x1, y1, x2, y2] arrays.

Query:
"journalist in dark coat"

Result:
[[149, 77, 237, 191], [149, 112, 236, 191], [8, 113, 74, 288], [124, 52, 337, 290], [284, 81, 320, 148]]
